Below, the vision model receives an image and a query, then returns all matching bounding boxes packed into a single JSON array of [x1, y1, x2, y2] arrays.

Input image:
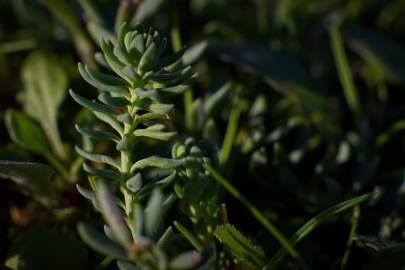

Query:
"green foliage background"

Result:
[[0, 0, 404, 269]]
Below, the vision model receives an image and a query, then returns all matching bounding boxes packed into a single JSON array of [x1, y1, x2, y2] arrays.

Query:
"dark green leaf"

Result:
[[5, 110, 51, 155], [20, 51, 68, 160], [0, 161, 55, 206]]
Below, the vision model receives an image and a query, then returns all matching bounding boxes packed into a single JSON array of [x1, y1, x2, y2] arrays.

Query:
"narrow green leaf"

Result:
[[98, 93, 130, 107], [76, 184, 96, 200], [136, 171, 177, 200], [341, 206, 360, 270], [134, 112, 167, 126], [150, 66, 191, 83], [138, 43, 158, 73], [264, 191, 378, 269], [214, 224, 266, 268], [77, 223, 127, 260], [204, 82, 232, 118], [134, 128, 176, 141], [173, 221, 204, 252], [100, 39, 133, 82], [156, 47, 186, 70], [144, 189, 163, 238], [130, 157, 184, 173], [219, 93, 241, 166], [76, 124, 120, 142], [93, 111, 123, 135], [149, 103, 174, 114], [157, 226, 174, 249], [70, 90, 118, 116], [97, 181, 131, 246], [78, 63, 128, 95], [75, 146, 119, 169], [83, 163, 121, 180], [114, 44, 132, 66], [121, 65, 141, 81], [158, 74, 198, 96], [329, 22, 361, 119]]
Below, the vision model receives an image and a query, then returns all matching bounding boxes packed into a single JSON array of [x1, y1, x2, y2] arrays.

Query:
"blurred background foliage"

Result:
[[0, 0, 404, 269]]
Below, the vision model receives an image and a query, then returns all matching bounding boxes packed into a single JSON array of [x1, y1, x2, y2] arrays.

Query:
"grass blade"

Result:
[[219, 93, 241, 167], [340, 206, 360, 269], [264, 191, 378, 269], [173, 221, 204, 252], [329, 22, 361, 119]]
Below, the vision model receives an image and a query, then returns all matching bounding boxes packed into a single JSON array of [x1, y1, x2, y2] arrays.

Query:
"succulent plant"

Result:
[[71, 23, 203, 269]]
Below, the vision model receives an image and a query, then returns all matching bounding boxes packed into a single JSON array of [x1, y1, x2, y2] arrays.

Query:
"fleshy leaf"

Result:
[[70, 90, 118, 116], [169, 251, 202, 270], [130, 157, 184, 173], [134, 128, 177, 141], [97, 181, 131, 246], [75, 146, 120, 169], [144, 189, 163, 239], [77, 223, 127, 260]]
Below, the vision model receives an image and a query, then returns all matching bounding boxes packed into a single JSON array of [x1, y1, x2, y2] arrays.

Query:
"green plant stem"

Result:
[[203, 164, 309, 270], [329, 22, 361, 122], [173, 221, 204, 252], [219, 94, 241, 167], [340, 206, 360, 269]]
